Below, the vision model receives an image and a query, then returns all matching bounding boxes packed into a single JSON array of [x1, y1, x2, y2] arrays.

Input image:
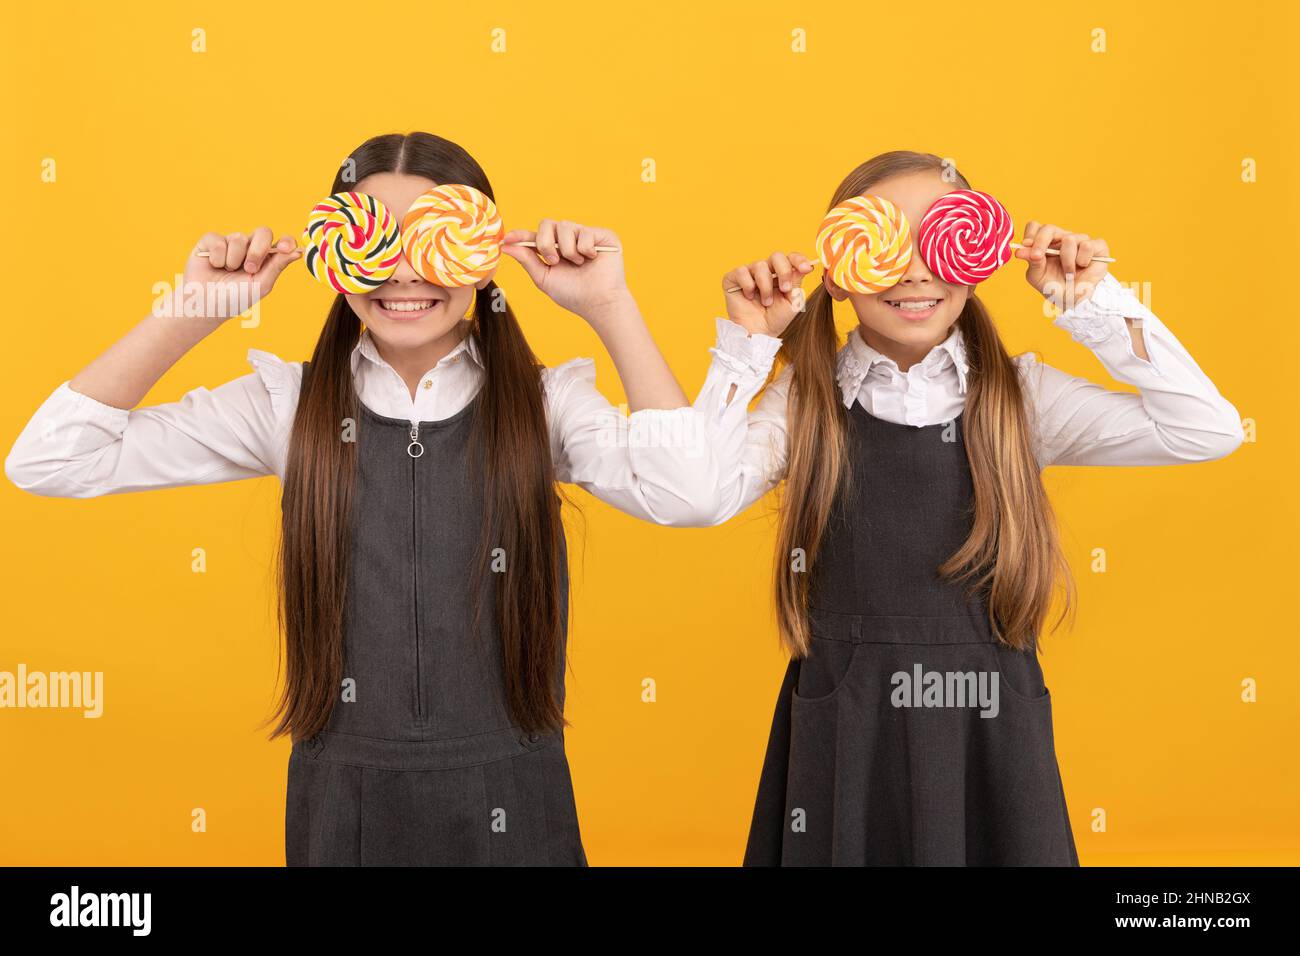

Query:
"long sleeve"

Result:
[[692, 318, 787, 524], [541, 358, 722, 527], [4, 349, 297, 497], [1024, 274, 1245, 467]]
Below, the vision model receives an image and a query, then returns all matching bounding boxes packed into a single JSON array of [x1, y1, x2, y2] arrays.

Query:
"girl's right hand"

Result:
[[181, 227, 302, 320], [721, 251, 815, 338]]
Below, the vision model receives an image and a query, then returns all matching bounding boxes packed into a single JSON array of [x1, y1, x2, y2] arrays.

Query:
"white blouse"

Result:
[[4, 328, 720, 527], [694, 273, 1245, 523]]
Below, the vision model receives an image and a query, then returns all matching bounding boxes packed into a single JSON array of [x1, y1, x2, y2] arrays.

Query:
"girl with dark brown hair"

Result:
[[6, 131, 716, 865], [695, 151, 1243, 865]]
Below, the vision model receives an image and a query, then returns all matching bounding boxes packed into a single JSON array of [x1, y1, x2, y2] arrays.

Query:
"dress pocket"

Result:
[[792, 637, 862, 704], [985, 641, 1051, 705]]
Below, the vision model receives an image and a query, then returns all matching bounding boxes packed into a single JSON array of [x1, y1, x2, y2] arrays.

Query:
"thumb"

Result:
[[256, 248, 303, 290], [501, 242, 548, 286], [1024, 250, 1048, 288]]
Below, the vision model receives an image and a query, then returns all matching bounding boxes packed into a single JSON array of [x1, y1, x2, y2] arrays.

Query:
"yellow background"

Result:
[[1, 0, 1296, 865]]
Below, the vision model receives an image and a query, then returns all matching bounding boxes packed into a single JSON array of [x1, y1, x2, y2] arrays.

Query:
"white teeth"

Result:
[[888, 299, 939, 312], [379, 300, 434, 312]]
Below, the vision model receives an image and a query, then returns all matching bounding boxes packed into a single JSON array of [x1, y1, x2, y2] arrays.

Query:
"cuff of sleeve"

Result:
[[58, 381, 132, 428], [1053, 274, 1156, 347], [710, 317, 782, 375], [30, 381, 131, 460]]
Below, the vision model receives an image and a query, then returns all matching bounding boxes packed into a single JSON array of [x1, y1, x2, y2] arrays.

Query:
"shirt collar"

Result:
[[835, 323, 969, 408], [350, 326, 484, 379]]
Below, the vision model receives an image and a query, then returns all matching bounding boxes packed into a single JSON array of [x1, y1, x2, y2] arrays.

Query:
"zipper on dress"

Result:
[[408, 422, 425, 720]]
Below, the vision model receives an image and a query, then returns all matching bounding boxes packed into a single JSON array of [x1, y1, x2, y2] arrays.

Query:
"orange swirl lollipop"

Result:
[[814, 195, 913, 295], [401, 184, 505, 287]]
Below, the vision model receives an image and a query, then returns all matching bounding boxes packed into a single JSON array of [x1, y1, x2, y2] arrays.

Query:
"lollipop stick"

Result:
[[1010, 242, 1115, 264], [194, 247, 299, 259], [514, 240, 621, 253], [723, 279, 811, 295]]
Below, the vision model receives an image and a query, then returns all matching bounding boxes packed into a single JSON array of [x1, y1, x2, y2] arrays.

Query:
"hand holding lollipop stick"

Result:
[[192, 192, 401, 293], [194, 185, 620, 291], [1009, 241, 1114, 260], [725, 189, 1113, 295], [917, 190, 1114, 287], [399, 184, 621, 285], [723, 194, 913, 296]]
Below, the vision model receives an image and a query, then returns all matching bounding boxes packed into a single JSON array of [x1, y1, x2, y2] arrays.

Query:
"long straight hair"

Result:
[[775, 151, 1073, 656], [268, 132, 565, 741]]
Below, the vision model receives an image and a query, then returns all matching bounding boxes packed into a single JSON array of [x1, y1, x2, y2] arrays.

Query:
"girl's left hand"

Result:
[[1015, 221, 1110, 306], [502, 220, 629, 319]]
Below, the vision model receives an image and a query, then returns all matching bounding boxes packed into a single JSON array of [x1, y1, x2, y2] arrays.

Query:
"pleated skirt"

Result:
[[744, 628, 1079, 867], [285, 728, 587, 866]]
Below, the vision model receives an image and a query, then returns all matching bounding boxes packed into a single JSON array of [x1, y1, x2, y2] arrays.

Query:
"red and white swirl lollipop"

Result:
[[916, 189, 1014, 286]]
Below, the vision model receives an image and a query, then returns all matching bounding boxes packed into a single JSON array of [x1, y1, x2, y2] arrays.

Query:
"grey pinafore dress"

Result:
[[743, 406, 1079, 866], [284, 366, 585, 866]]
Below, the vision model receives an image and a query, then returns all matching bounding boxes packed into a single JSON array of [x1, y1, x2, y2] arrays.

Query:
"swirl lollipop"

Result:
[[401, 184, 505, 287], [299, 192, 403, 294], [916, 189, 1015, 286], [814, 195, 913, 294]]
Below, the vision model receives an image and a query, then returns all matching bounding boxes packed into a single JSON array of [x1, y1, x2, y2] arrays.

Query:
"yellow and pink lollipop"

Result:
[[814, 195, 913, 295], [400, 183, 621, 287], [401, 184, 506, 288]]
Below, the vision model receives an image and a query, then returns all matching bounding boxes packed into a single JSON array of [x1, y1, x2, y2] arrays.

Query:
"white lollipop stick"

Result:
[[1010, 242, 1115, 263], [514, 240, 621, 253]]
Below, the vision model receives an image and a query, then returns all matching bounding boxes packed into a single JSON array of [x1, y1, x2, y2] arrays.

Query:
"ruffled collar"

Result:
[[835, 324, 969, 408]]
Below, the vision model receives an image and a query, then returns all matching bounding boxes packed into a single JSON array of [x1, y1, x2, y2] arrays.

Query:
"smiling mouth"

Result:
[[884, 297, 942, 313], [376, 299, 438, 312]]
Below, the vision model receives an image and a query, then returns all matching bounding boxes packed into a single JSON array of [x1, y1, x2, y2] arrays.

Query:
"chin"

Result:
[[878, 313, 946, 340]]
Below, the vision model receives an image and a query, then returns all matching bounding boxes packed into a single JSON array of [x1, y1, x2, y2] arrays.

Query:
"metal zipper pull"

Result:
[[407, 423, 424, 458]]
